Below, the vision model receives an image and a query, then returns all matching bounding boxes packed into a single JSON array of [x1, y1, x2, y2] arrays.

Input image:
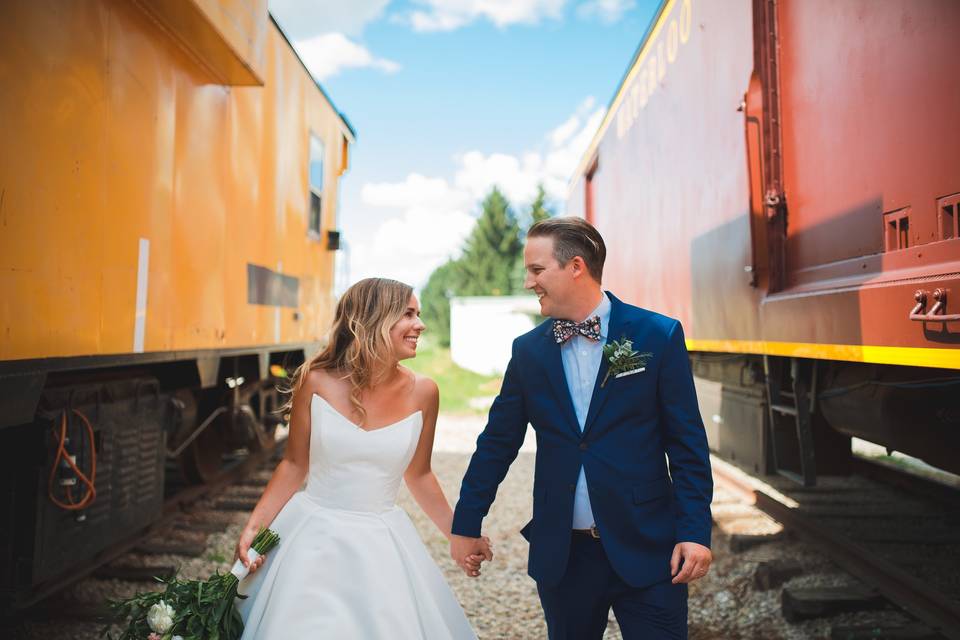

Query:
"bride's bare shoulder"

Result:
[[301, 368, 343, 402], [402, 369, 438, 410]]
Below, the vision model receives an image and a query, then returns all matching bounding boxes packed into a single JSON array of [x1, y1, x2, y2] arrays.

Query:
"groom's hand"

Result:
[[450, 534, 493, 577], [670, 542, 712, 584]]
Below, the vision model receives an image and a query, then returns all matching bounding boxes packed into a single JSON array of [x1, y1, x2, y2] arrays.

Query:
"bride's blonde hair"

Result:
[[281, 277, 414, 425]]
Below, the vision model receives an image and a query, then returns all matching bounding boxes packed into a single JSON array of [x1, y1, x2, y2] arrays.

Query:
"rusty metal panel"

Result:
[[570, 0, 759, 342], [568, 0, 960, 369], [762, 0, 960, 354]]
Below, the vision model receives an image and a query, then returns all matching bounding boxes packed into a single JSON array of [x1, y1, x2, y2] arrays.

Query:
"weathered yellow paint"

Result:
[[134, 0, 269, 84], [0, 0, 353, 361], [686, 339, 960, 370]]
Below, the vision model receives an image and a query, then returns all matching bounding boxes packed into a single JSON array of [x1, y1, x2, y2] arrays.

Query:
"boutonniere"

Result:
[[601, 337, 652, 387]]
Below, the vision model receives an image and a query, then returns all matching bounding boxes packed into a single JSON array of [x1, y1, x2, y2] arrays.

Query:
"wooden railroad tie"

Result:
[[135, 540, 208, 557], [782, 585, 886, 623], [753, 558, 804, 590], [214, 498, 259, 512], [25, 600, 112, 622], [95, 564, 176, 582], [830, 622, 943, 640], [728, 532, 785, 553], [175, 517, 239, 534]]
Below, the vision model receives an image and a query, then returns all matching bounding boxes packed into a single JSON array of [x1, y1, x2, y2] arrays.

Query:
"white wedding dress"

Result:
[[236, 394, 477, 639]]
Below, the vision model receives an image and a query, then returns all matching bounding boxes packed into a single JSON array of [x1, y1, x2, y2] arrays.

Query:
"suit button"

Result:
[[568, 484, 575, 492], [579, 443, 588, 451]]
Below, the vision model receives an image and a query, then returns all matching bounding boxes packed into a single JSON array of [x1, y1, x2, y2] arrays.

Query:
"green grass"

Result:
[[405, 337, 502, 414]]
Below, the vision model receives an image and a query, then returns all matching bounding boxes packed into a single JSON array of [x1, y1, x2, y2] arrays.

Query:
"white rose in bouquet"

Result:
[[147, 599, 175, 634]]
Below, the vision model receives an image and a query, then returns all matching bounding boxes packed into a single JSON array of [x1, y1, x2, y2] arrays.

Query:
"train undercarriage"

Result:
[[693, 353, 960, 486], [0, 346, 312, 611]]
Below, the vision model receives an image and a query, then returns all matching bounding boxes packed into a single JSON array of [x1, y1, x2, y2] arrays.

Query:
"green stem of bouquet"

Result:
[[103, 527, 280, 640]]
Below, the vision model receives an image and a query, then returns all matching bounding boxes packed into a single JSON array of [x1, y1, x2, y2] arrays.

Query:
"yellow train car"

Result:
[[0, 0, 354, 607]]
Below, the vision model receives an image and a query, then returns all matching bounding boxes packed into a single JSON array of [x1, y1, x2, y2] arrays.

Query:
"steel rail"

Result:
[[712, 463, 960, 639]]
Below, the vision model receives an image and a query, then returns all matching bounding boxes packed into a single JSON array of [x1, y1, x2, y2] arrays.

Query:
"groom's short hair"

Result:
[[528, 216, 606, 283]]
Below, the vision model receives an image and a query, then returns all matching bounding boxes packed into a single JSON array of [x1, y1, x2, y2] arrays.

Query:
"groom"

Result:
[[451, 217, 713, 639]]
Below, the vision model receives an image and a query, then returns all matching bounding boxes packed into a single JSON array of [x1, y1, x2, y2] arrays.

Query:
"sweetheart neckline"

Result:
[[311, 393, 422, 434]]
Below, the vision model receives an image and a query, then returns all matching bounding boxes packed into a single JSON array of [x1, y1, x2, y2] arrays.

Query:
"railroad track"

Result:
[[4, 443, 285, 638], [712, 455, 960, 640]]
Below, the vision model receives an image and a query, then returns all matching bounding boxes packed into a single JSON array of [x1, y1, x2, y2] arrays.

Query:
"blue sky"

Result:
[[269, 0, 661, 291]]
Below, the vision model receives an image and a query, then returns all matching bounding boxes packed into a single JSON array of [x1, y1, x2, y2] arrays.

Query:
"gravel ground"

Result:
[[9, 414, 924, 639]]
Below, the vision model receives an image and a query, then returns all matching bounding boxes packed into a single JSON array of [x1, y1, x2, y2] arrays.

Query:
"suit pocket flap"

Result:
[[633, 478, 670, 504]]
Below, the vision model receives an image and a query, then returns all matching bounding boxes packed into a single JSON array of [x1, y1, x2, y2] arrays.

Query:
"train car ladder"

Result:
[[764, 356, 817, 487]]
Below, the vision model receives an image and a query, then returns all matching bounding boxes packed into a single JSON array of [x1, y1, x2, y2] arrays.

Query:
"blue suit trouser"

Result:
[[536, 534, 688, 640]]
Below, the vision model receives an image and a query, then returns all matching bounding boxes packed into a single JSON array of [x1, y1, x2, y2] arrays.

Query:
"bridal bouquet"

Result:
[[104, 527, 280, 640]]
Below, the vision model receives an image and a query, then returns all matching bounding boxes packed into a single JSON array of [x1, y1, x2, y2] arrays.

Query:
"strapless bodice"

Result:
[[303, 394, 423, 513]]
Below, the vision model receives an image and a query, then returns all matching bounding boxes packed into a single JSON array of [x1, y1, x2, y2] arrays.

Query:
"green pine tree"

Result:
[[419, 259, 464, 347], [528, 184, 553, 226], [458, 187, 523, 296]]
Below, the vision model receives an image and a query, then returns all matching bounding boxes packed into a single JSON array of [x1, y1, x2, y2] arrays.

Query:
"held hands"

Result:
[[449, 534, 493, 578], [670, 541, 712, 584], [235, 523, 267, 575]]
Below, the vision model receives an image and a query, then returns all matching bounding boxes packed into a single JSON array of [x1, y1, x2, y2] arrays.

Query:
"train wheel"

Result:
[[247, 387, 282, 454], [179, 417, 231, 485]]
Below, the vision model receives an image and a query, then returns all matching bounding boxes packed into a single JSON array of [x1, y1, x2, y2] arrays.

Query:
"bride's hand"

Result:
[[479, 536, 494, 560], [235, 524, 266, 574], [463, 536, 494, 575]]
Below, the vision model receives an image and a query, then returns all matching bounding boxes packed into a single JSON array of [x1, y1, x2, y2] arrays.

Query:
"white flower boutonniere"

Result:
[[601, 337, 653, 388]]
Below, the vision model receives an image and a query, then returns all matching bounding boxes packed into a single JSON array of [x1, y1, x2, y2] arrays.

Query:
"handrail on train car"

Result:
[[910, 289, 960, 322]]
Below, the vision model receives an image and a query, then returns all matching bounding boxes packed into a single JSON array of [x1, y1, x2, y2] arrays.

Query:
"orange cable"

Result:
[[47, 409, 97, 510]]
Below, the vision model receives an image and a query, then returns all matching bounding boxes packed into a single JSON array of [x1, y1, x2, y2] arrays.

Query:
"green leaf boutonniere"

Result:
[[601, 337, 652, 388]]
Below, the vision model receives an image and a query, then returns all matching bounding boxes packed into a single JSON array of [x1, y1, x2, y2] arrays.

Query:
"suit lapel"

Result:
[[582, 292, 632, 438], [539, 323, 582, 438]]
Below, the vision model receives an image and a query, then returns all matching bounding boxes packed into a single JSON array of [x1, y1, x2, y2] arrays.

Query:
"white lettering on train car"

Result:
[[616, 0, 693, 140]]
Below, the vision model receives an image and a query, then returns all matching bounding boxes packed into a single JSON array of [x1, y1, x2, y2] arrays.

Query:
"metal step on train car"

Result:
[[567, 0, 960, 483], [0, 0, 354, 609]]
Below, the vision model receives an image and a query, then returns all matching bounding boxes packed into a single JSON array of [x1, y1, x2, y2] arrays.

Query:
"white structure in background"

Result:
[[450, 296, 542, 375]]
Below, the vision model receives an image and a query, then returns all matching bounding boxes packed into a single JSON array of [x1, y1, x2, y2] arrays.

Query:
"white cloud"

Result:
[[408, 0, 566, 32], [454, 97, 605, 204], [362, 173, 470, 211], [351, 175, 476, 287], [548, 96, 595, 147], [576, 0, 636, 23], [348, 97, 605, 288], [269, 0, 389, 39], [292, 33, 400, 81]]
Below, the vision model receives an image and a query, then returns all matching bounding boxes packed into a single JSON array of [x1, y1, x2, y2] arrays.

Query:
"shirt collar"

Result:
[[596, 291, 611, 335], [580, 291, 611, 339]]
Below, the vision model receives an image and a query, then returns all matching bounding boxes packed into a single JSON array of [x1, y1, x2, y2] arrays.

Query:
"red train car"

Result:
[[568, 0, 960, 483]]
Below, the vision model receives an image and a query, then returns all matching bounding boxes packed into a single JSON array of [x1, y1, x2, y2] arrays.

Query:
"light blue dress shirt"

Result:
[[560, 292, 611, 529]]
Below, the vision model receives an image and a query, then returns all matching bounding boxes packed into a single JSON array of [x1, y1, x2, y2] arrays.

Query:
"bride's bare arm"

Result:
[[403, 378, 455, 539], [235, 374, 313, 571], [404, 378, 493, 569]]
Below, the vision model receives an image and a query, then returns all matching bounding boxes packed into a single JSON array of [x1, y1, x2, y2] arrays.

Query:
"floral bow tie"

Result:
[[552, 316, 602, 344]]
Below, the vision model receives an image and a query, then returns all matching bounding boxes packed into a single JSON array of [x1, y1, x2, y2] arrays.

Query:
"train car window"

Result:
[[883, 207, 911, 251], [938, 194, 958, 241], [309, 133, 326, 236]]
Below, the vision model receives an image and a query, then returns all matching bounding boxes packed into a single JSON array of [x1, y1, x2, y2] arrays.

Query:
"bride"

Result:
[[233, 277, 489, 638]]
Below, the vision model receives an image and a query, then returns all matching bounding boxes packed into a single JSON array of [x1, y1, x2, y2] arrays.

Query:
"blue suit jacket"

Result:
[[452, 292, 713, 588]]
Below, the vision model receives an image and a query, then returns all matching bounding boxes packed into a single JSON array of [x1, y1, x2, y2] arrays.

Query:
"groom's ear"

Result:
[[569, 256, 588, 279]]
